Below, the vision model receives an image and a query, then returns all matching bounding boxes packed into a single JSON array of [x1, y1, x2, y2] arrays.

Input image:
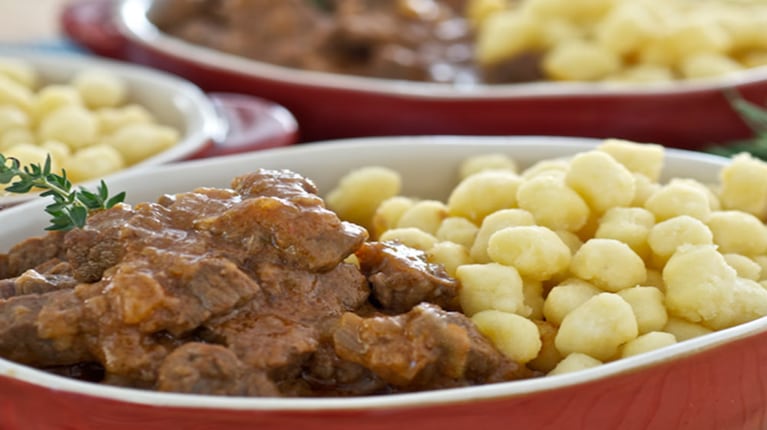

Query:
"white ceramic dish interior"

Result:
[[0, 135, 763, 412], [0, 49, 222, 205]]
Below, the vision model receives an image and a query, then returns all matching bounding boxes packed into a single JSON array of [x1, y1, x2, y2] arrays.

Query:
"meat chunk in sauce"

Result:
[[0, 168, 534, 397]]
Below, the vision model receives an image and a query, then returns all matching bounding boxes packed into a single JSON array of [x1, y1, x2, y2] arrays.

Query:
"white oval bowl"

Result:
[[1, 135, 765, 430]]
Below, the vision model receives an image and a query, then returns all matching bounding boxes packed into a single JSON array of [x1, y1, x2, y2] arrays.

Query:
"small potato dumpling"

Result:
[[617, 286, 667, 334], [3, 142, 53, 170], [471, 309, 542, 364], [72, 68, 128, 109], [447, 169, 522, 224], [0, 105, 29, 130], [378, 227, 438, 252], [555, 292, 638, 361], [32, 85, 83, 123], [0, 74, 34, 112], [718, 152, 767, 220], [620, 331, 677, 358], [595, 207, 655, 261], [547, 352, 602, 376], [324, 166, 402, 232], [595, 1, 657, 57], [679, 53, 742, 79], [630, 172, 662, 207], [570, 238, 647, 292], [96, 104, 154, 135], [668, 178, 721, 211], [466, 0, 509, 26], [372, 196, 416, 239], [520, 158, 569, 179], [474, 10, 541, 65], [487, 225, 572, 281], [722, 253, 762, 281], [707, 210, 767, 256], [37, 105, 99, 150], [543, 278, 601, 326], [426, 241, 471, 277], [470, 208, 536, 263], [596, 139, 664, 182], [516, 174, 590, 231], [0, 127, 34, 151], [459, 152, 518, 179], [395, 200, 449, 236], [103, 123, 179, 165], [662, 316, 713, 342], [663, 244, 767, 330], [644, 181, 712, 222], [40, 140, 71, 168], [0, 57, 38, 88], [65, 144, 125, 183], [542, 39, 621, 81], [565, 150, 635, 214], [647, 215, 714, 265], [456, 262, 530, 317], [435, 216, 479, 249], [523, 280, 545, 320]]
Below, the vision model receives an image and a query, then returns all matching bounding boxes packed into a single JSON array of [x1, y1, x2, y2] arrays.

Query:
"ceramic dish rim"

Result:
[[119, 0, 767, 100], [0, 135, 762, 412]]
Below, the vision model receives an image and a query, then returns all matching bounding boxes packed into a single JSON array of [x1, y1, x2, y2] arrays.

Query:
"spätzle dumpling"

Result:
[[620, 331, 677, 358], [706, 210, 767, 256], [565, 150, 636, 213], [516, 174, 590, 231], [543, 278, 601, 326], [679, 52, 742, 79], [64, 144, 125, 183], [570, 238, 646, 292], [597, 139, 664, 182], [520, 158, 569, 179], [0, 57, 38, 88], [718, 152, 767, 220], [722, 253, 762, 281], [31, 84, 84, 122], [395, 200, 449, 236], [662, 316, 713, 341], [96, 104, 154, 135], [447, 169, 522, 224], [37, 105, 99, 150], [542, 39, 621, 81], [617, 286, 667, 334], [102, 123, 179, 165], [470, 208, 536, 263], [595, 207, 655, 261], [555, 292, 638, 361], [663, 244, 767, 330], [644, 181, 712, 222], [647, 215, 714, 265], [435, 216, 479, 249], [426, 241, 471, 277], [0, 74, 34, 112], [0, 105, 29, 130], [487, 225, 572, 281], [378, 227, 438, 251], [324, 166, 402, 232], [547, 352, 602, 376], [372, 196, 416, 239], [471, 309, 542, 364], [72, 68, 128, 109], [459, 152, 518, 179], [456, 262, 530, 317]]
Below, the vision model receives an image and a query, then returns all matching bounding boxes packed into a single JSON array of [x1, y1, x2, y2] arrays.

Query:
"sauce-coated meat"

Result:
[[0, 168, 534, 396]]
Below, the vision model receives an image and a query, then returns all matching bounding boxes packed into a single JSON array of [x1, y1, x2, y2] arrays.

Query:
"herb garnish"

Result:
[[705, 90, 767, 160], [0, 154, 126, 231]]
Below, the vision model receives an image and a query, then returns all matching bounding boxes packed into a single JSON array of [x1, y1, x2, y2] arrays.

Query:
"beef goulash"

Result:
[[0, 168, 533, 397]]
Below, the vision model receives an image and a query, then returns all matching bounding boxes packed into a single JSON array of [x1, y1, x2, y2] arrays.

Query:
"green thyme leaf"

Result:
[[0, 154, 126, 231]]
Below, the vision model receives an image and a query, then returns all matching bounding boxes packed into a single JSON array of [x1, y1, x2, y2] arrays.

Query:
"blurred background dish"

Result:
[[1, 135, 767, 430], [0, 50, 298, 206], [61, 0, 767, 149]]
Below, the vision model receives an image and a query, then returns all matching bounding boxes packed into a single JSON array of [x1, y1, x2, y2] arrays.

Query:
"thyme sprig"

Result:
[[0, 154, 125, 231], [705, 90, 767, 160]]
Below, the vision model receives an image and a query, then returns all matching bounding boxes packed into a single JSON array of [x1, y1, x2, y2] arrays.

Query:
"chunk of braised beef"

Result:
[[333, 303, 532, 391], [355, 241, 459, 313]]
